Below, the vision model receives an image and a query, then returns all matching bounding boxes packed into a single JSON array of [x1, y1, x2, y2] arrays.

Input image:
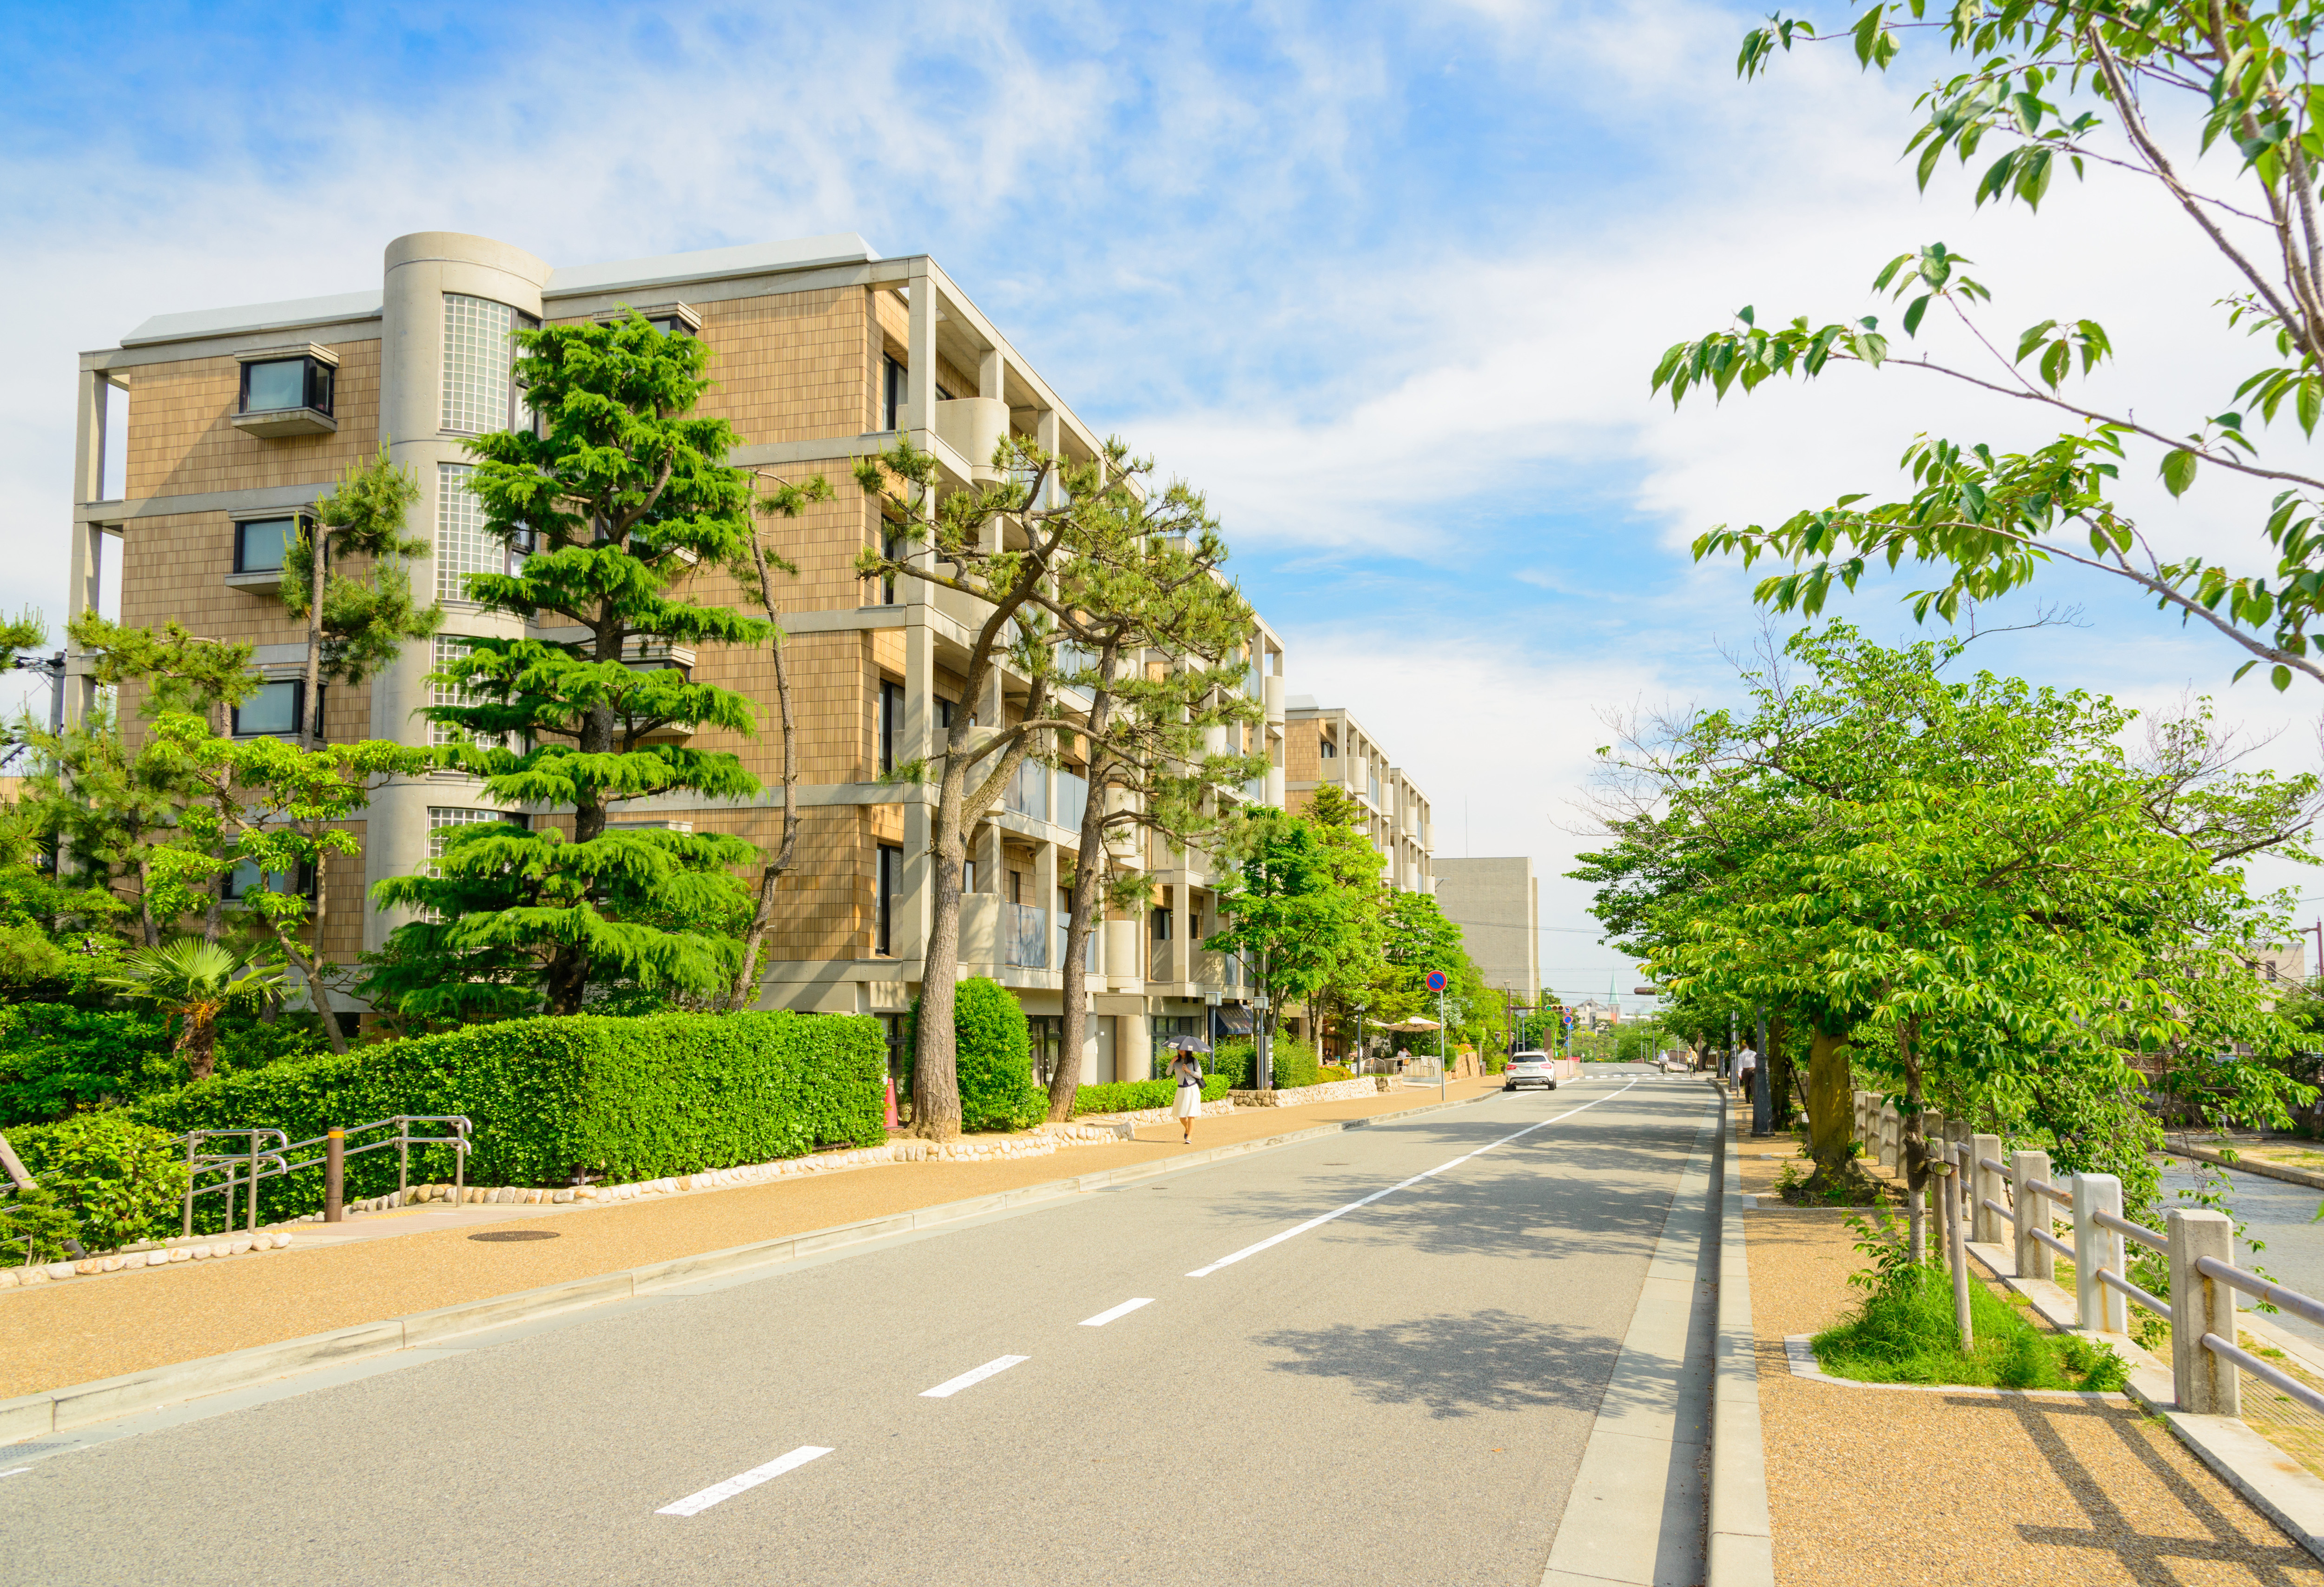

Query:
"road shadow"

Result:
[[1249, 1305, 1623, 1421]]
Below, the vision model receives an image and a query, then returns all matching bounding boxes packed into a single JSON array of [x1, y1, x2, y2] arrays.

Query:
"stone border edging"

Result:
[[1963, 1238, 2324, 1563], [0, 1086, 1502, 1447], [1708, 1080, 1778, 1587], [1780, 1335, 2121, 1400], [2164, 1142, 2324, 1192]]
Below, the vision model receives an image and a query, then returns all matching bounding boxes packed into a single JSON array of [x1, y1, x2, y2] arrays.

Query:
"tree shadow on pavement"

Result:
[[1248, 1307, 1637, 1422]]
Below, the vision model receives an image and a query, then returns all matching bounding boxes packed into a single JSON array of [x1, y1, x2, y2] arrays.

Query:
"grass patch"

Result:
[[1814, 1263, 2127, 1391]]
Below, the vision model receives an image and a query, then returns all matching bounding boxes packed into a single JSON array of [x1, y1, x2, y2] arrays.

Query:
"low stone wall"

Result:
[[1, 1230, 296, 1289], [1229, 1077, 1390, 1108]]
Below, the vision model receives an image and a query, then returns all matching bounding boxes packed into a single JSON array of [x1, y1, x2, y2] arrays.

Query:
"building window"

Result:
[[935, 383, 957, 403], [883, 355, 906, 431], [442, 294, 519, 435], [1319, 739, 1336, 759], [231, 680, 308, 740], [879, 679, 904, 773], [429, 635, 511, 748], [436, 464, 499, 601], [1151, 906, 1172, 941], [427, 806, 522, 863], [224, 857, 314, 901], [239, 356, 333, 418], [880, 528, 903, 605], [938, 698, 954, 732], [234, 516, 303, 575], [877, 842, 902, 956]]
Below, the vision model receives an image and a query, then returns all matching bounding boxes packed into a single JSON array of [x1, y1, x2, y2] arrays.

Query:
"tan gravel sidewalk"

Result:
[[0, 1072, 1503, 1399], [1736, 1110, 2324, 1586]]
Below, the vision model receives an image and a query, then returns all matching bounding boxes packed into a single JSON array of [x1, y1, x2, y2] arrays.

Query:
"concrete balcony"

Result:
[[933, 397, 1010, 481], [1263, 674, 1285, 725]]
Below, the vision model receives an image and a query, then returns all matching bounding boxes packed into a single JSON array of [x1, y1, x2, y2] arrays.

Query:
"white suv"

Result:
[[1503, 1051, 1560, 1091]]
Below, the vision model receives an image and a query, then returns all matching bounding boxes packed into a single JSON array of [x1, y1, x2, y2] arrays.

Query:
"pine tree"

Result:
[[372, 313, 770, 1015], [280, 446, 440, 748]]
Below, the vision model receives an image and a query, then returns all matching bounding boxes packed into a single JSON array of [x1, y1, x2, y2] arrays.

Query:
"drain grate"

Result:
[[468, 1229, 560, 1243]]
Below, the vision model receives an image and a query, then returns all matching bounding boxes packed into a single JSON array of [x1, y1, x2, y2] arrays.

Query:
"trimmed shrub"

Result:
[[1071, 1075, 1231, 1115], [33, 1111, 186, 1252], [12, 1011, 883, 1227], [1317, 1065, 1351, 1084], [0, 1003, 330, 1127], [0, 1184, 81, 1266], [953, 978, 1048, 1132], [1209, 1035, 1320, 1090]]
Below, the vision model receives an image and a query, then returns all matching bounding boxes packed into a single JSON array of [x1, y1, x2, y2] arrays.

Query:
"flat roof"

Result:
[[119, 232, 883, 348]]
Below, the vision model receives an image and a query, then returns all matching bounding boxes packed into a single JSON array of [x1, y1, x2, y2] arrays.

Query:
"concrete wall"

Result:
[[1433, 855, 1539, 998]]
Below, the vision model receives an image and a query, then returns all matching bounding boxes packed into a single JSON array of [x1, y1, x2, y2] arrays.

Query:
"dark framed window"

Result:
[[877, 842, 902, 956], [644, 314, 693, 338], [234, 516, 304, 574], [239, 356, 333, 417], [880, 529, 903, 605], [231, 679, 311, 740], [883, 355, 906, 431], [224, 858, 315, 901], [1151, 907, 1173, 941], [878, 679, 904, 773], [935, 383, 957, 403], [938, 698, 954, 731]]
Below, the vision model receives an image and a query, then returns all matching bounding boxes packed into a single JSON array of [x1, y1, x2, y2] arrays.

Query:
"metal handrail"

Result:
[[1980, 1197, 2016, 1228], [1977, 1155, 2010, 1178], [2026, 1176, 2073, 1205], [2204, 1331, 2324, 1418], [2194, 1254, 2324, 1333], [2032, 1228, 2075, 1262], [178, 1116, 473, 1236], [2095, 1209, 2169, 1253], [2096, 1265, 2173, 1322]]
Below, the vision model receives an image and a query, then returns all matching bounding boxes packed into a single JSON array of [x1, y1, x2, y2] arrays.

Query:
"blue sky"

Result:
[[5, 0, 2319, 1003]]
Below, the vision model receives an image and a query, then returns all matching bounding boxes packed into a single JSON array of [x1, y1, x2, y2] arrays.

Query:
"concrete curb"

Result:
[[1707, 1083, 1777, 1587], [1964, 1238, 2324, 1564], [2165, 1142, 2324, 1192], [0, 1086, 1505, 1446]]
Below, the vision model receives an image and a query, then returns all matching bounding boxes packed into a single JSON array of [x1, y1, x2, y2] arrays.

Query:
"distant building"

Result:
[[1281, 697, 1433, 894], [1432, 856, 1539, 1002]]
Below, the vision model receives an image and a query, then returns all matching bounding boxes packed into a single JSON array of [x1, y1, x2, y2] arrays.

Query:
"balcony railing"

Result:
[[1057, 769, 1089, 833], [1006, 759, 1049, 823]]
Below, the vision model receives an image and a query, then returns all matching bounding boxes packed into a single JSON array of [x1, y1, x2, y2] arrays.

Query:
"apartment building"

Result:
[[1281, 698, 1433, 894], [1432, 856, 1540, 1001], [64, 229, 1296, 1085]]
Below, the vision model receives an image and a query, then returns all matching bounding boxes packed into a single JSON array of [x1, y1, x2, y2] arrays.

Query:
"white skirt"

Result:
[[1174, 1084, 1202, 1119]]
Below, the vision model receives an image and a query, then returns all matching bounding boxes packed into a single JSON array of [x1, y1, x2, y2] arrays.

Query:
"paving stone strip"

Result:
[[1732, 1113, 2324, 1585]]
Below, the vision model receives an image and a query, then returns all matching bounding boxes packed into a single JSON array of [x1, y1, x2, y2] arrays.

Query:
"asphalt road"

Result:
[[0, 1068, 1717, 1587], [2154, 1156, 2324, 1348]]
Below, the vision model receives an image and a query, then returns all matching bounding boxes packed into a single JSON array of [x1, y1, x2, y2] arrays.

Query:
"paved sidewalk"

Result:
[[1737, 1109, 2324, 1585], [0, 1072, 1503, 1398]]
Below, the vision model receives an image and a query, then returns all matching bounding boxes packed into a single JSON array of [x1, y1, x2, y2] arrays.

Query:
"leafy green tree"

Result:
[[383, 313, 769, 1015], [1039, 469, 1264, 1119], [32, 1111, 185, 1252], [1663, 2, 2324, 689], [96, 939, 284, 1083], [280, 445, 440, 748], [1208, 810, 1365, 1065]]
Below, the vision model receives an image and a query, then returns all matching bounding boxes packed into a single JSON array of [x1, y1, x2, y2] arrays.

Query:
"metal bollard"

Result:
[[2168, 1209, 2239, 1415], [2071, 1172, 2127, 1334], [2010, 1150, 2053, 1281], [324, 1128, 345, 1223], [1970, 1134, 2003, 1245]]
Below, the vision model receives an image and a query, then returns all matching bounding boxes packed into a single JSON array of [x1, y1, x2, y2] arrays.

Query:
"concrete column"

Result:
[[1035, 409, 1061, 507], [2072, 1173, 2128, 1334], [1033, 838, 1059, 971], [1970, 1133, 2004, 1245], [902, 612, 935, 766], [72, 368, 107, 506], [1118, 1008, 1152, 1083], [978, 345, 1004, 401], [1852, 1090, 1868, 1150], [366, 231, 551, 953], [898, 794, 931, 965], [905, 264, 937, 438], [1879, 1104, 1899, 1170], [2169, 1208, 2239, 1415], [2011, 1150, 2053, 1282]]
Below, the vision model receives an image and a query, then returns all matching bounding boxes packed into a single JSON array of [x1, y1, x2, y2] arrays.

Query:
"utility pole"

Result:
[[1752, 1004, 1771, 1137]]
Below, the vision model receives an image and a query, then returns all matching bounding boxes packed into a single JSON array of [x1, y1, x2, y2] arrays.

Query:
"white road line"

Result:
[[920, 1354, 1030, 1398], [1079, 1297, 1155, 1328], [0, 1468, 28, 1479], [655, 1446, 833, 1516], [1185, 1078, 1643, 1278]]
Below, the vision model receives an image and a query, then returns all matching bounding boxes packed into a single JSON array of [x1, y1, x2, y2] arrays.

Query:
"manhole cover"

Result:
[[468, 1229, 560, 1243]]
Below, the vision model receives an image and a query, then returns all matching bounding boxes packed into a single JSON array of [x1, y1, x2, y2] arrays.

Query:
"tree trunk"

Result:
[[182, 1008, 219, 1082], [1901, 1018, 1928, 1265], [728, 539, 800, 1010], [291, 843, 348, 1054], [1807, 1027, 1853, 1177], [542, 676, 620, 1013], [1050, 664, 1122, 1123], [302, 524, 327, 751], [913, 758, 968, 1140]]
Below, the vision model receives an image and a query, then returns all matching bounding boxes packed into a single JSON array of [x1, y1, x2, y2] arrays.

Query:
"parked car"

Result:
[[1503, 1051, 1560, 1092]]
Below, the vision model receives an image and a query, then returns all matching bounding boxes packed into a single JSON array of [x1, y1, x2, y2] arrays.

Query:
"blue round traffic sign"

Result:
[[1425, 970, 1448, 992]]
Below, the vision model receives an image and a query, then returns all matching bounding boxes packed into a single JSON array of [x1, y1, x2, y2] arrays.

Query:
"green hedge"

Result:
[[1211, 1036, 1320, 1091], [1071, 1075, 1232, 1115], [953, 979, 1048, 1132], [10, 1011, 884, 1228]]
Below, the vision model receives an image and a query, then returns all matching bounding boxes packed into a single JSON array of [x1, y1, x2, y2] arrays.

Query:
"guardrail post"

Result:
[[324, 1128, 345, 1223], [182, 1133, 197, 1238], [2071, 1172, 2127, 1334], [245, 1133, 261, 1233], [1942, 1150, 1973, 1347], [1970, 1134, 2002, 1244], [2011, 1150, 2052, 1280], [1879, 1103, 1898, 1170], [2168, 1209, 2239, 1415], [1852, 1090, 1867, 1153]]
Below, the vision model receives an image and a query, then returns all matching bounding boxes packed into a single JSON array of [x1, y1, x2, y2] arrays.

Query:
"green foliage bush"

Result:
[[11, 1011, 884, 1228], [1210, 1035, 1320, 1090], [1318, 1065, 1352, 1083], [32, 1111, 187, 1252], [0, 1184, 80, 1266], [952, 978, 1048, 1132], [1071, 1075, 1232, 1115], [0, 1003, 329, 1127]]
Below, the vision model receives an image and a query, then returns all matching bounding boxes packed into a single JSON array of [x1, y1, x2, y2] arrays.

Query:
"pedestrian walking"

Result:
[[1735, 1042, 1759, 1102], [1169, 1046, 1204, 1144]]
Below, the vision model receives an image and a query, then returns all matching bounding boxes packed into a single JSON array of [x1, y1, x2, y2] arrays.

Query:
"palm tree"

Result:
[[100, 939, 286, 1081]]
